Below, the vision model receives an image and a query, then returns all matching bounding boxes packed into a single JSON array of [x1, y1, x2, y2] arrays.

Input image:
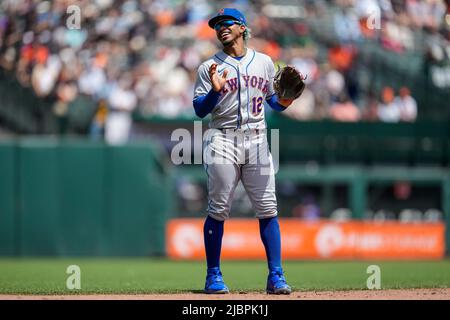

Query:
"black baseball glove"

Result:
[[273, 65, 307, 101]]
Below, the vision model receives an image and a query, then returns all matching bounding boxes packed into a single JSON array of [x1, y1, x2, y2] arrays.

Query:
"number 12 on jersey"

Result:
[[252, 97, 263, 115]]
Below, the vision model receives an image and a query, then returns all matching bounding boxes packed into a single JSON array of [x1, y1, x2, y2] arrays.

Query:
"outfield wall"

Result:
[[0, 138, 449, 257], [0, 138, 172, 256]]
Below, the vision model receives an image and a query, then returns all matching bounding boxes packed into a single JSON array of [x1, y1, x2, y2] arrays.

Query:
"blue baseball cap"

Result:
[[208, 8, 247, 29]]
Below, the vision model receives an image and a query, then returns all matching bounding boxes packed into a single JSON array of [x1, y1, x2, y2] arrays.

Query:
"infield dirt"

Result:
[[1, 288, 449, 300]]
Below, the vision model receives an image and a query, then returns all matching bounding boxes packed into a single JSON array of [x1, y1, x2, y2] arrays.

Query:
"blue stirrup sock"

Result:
[[259, 216, 282, 272], [203, 215, 224, 270]]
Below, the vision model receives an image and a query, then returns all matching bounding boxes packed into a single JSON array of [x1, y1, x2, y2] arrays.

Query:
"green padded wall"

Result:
[[0, 140, 16, 255], [18, 139, 60, 255], [58, 141, 106, 255], [106, 143, 171, 256], [4, 139, 171, 256]]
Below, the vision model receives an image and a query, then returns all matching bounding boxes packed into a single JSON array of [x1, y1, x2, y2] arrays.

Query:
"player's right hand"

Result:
[[209, 64, 228, 92]]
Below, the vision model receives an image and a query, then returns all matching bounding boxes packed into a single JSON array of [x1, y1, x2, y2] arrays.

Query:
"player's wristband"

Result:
[[193, 90, 221, 118], [266, 94, 287, 112]]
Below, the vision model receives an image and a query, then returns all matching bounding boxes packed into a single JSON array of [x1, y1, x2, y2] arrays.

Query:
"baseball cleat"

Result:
[[266, 268, 292, 295], [204, 267, 229, 294]]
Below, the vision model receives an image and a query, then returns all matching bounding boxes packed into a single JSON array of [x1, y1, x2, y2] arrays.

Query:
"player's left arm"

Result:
[[265, 58, 294, 111]]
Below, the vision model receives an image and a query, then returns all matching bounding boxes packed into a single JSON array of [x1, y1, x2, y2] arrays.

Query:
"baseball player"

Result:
[[193, 8, 298, 295]]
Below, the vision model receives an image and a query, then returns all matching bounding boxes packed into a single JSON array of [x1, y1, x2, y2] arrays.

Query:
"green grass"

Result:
[[0, 259, 449, 294]]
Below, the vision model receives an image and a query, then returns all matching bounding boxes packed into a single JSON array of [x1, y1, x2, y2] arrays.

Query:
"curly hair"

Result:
[[243, 26, 252, 42]]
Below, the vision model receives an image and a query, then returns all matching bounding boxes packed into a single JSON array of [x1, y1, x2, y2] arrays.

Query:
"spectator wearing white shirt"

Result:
[[78, 65, 107, 97], [378, 86, 401, 122], [105, 74, 137, 145], [396, 87, 417, 122]]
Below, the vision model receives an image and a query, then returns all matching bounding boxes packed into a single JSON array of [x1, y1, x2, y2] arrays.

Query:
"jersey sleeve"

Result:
[[194, 63, 212, 99], [266, 94, 287, 112], [266, 56, 276, 98]]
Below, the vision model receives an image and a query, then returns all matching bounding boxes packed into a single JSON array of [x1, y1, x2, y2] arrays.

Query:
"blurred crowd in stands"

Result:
[[0, 0, 449, 142]]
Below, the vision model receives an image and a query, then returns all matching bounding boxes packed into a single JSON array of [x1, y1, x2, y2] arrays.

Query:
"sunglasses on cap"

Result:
[[214, 20, 241, 30]]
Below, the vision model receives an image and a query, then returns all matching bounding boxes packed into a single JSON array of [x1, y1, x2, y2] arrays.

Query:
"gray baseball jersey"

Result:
[[194, 48, 278, 221], [194, 48, 276, 130]]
